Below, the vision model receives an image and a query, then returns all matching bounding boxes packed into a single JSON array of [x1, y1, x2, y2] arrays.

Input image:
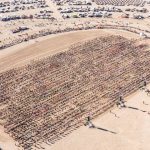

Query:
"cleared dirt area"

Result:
[[0, 33, 150, 150], [1, 86, 150, 150], [0, 0, 150, 149], [50, 86, 150, 150], [0, 29, 140, 73]]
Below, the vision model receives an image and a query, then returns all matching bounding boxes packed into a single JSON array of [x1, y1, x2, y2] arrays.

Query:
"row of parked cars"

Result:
[[12, 26, 29, 33], [62, 11, 112, 19], [0, 0, 49, 13]]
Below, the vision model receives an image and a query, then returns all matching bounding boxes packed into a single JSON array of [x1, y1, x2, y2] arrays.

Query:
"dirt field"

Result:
[[0, 29, 140, 73], [0, 29, 150, 150], [0, 0, 150, 149], [50, 86, 150, 150], [1, 85, 150, 150]]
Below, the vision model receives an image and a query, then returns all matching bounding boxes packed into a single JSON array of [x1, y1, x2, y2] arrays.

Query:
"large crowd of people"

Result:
[[0, 0, 150, 149], [0, 35, 150, 149]]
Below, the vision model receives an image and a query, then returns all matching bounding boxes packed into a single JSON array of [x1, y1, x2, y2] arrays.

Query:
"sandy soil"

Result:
[[0, 29, 149, 150], [0, 0, 150, 149], [0, 126, 17, 150], [1, 85, 150, 150], [50, 86, 150, 150], [0, 29, 140, 73]]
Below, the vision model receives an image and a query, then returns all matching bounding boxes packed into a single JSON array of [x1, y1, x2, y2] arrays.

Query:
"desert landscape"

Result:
[[0, 0, 150, 150]]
